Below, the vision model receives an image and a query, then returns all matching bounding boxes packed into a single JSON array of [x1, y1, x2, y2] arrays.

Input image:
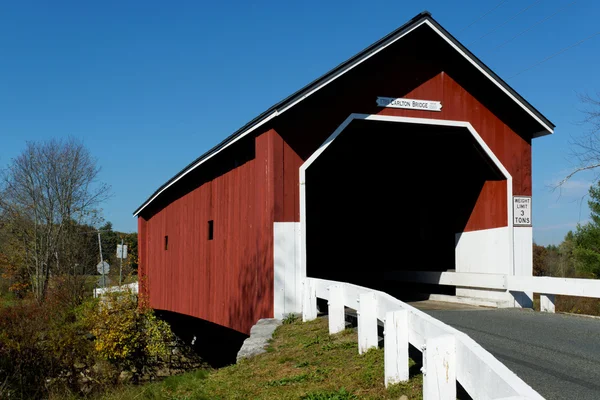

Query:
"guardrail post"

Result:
[[384, 309, 409, 387], [358, 292, 378, 355], [328, 284, 346, 334], [540, 294, 555, 313], [302, 279, 317, 322], [423, 334, 456, 400]]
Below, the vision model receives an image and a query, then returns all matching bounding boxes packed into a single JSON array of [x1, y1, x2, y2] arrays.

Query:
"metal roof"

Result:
[[133, 11, 555, 217]]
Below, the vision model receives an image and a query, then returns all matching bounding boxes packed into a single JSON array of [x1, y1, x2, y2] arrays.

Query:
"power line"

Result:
[[507, 30, 600, 79], [458, 0, 510, 34], [492, 0, 577, 51], [469, 0, 543, 46]]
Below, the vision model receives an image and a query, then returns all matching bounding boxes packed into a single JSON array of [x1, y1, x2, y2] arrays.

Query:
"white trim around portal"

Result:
[[299, 114, 514, 289], [274, 222, 302, 319]]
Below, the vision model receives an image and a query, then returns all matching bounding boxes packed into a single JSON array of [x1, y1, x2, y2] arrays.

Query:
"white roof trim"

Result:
[[134, 110, 279, 217], [134, 17, 551, 217], [424, 20, 554, 136]]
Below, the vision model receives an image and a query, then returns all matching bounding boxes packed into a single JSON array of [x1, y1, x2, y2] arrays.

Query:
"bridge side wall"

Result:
[[138, 131, 283, 335]]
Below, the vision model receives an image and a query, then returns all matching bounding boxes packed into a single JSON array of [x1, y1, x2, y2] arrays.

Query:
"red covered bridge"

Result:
[[134, 11, 554, 335]]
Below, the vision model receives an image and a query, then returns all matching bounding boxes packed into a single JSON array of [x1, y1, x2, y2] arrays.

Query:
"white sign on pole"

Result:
[[117, 244, 128, 259], [513, 196, 532, 226], [97, 261, 110, 275], [376, 97, 442, 111]]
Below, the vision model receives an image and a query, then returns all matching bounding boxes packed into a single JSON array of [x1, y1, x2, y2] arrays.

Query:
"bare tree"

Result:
[[0, 138, 111, 301], [557, 92, 600, 187]]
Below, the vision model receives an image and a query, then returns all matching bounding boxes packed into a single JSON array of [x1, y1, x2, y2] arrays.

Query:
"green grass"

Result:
[[79, 317, 423, 400]]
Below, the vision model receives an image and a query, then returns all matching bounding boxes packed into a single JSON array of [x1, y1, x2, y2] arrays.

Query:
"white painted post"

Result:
[[423, 335, 456, 400], [358, 292, 378, 355], [384, 310, 409, 387], [302, 279, 317, 322], [328, 284, 346, 334], [540, 294, 555, 313]]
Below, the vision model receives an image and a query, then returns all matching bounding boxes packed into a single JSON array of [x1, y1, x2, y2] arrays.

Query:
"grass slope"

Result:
[[94, 316, 423, 400]]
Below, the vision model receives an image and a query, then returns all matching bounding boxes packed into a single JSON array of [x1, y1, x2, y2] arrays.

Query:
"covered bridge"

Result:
[[133, 11, 554, 335]]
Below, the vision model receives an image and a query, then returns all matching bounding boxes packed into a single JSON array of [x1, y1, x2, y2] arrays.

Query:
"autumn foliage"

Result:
[[0, 287, 176, 398], [82, 290, 174, 383]]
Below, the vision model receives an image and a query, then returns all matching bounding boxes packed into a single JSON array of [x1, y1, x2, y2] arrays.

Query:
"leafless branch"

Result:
[[557, 91, 600, 188], [0, 137, 112, 301]]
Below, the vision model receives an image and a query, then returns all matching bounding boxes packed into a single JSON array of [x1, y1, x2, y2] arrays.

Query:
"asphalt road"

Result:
[[421, 307, 600, 400]]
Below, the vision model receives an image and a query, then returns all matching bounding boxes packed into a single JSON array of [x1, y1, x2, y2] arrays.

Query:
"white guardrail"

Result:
[[387, 270, 600, 313], [303, 277, 544, 400], [93, 281, 139, 298]]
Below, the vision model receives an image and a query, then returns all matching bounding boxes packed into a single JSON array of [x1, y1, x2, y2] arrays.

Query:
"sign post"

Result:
[[97, 231, 105, 289], [96, 261, 110, 289], [117, 241, 128, 286]]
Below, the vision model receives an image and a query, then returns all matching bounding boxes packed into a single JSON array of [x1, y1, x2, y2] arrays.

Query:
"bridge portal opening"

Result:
[[304, 118, 506, 301]]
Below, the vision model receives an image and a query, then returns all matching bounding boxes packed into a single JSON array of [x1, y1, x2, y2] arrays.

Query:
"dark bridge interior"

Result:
[[156, 310, 249, 368], [305, 120, 504, 299]]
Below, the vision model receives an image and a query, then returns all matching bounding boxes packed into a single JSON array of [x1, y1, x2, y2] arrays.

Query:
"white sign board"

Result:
[[97, 261, 110, 275], [117, 244, 128, 259], [376, 97, 442, 112], [513, 196, 532, 226]]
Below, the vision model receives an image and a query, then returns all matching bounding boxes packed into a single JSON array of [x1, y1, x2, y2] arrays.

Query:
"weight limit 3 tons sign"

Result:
[[513, 196, 532, 227]]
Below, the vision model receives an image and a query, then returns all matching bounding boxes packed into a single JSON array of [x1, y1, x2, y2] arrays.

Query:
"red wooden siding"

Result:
[[375, 72, 514, 231], [271, 132, 303, 222], [271, 25, 533, 230], [141, 134, 279, 334], [138, 216, 148, 302]]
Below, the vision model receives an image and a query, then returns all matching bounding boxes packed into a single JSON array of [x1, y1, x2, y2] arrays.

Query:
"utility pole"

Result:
[[119, 238, 124, 286], [97, 230, 105, 289]]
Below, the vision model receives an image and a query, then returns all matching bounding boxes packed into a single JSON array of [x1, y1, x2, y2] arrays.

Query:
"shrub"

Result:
[[0, 292, 95, 398], [0, 286, 179, 398], [0, 299, 54, 398], [82, 290, 174, 383]]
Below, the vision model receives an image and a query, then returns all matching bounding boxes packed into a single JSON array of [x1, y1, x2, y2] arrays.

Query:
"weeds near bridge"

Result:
[[556, 295, 600, 316], [84, 317, 423, 400], [282, 313, 301, 325], [0, 285, 198, 399]]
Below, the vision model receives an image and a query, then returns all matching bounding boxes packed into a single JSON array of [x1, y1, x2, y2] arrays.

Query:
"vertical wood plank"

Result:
[[423, 335, 456, 400], [328, 284, 346, 334], [384, 310, 409, 386], [358, 292, 378, 355], [302, 279, 317, 322], [540, 294, 555, 313]]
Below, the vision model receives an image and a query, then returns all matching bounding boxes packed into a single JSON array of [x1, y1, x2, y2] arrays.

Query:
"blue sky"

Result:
[[0, 1, 598, 245]]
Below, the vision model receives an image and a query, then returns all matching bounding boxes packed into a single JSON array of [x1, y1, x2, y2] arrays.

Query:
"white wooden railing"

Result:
[[388, 270, 600, 313], [93, 281, 139, 298], [303, 277, 544, 400]]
